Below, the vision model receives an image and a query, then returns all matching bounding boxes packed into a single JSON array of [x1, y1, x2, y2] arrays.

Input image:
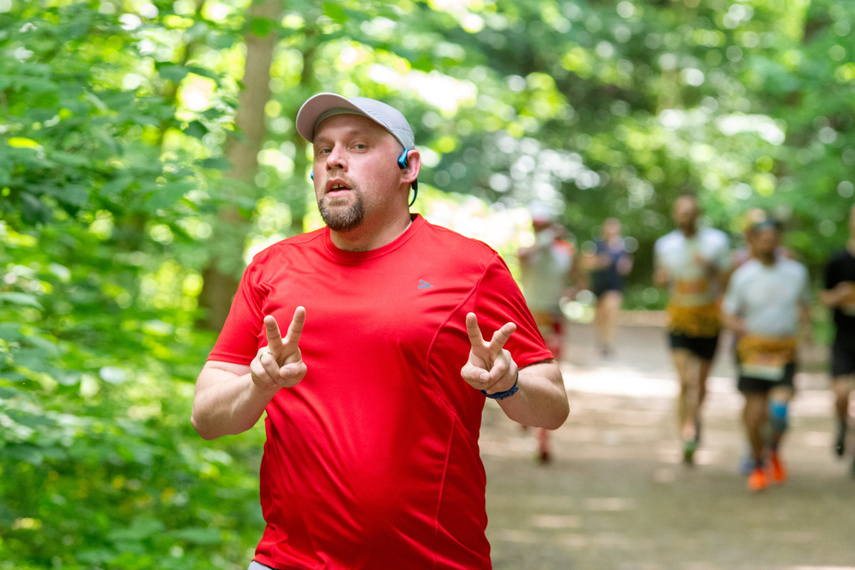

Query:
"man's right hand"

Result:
[[653, 266, 671, 288], [249, 307, 308, 391]]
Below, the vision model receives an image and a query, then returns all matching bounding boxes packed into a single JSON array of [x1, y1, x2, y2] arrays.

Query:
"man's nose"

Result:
[[325, 145, 346, 170]]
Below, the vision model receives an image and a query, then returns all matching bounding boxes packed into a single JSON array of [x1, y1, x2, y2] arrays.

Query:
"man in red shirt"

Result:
[[191, 93, 570, 569]]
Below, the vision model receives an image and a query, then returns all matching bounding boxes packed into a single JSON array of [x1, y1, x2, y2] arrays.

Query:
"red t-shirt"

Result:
[[208, 215, 552, 569]]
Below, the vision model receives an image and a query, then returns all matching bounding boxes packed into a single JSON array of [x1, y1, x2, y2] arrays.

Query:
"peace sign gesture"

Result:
[[249, 306, 308, 391], [460, 312, 519, 396]]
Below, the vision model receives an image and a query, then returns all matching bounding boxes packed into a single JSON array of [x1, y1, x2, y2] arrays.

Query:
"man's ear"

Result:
[[400, 149, 421, 185]]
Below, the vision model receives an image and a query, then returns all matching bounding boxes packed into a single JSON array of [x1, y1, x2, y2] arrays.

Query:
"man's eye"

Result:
[[354, 143, 367, 150]]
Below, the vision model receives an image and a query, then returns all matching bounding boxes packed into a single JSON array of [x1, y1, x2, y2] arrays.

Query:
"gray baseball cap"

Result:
[[296, 93, 415, 150]]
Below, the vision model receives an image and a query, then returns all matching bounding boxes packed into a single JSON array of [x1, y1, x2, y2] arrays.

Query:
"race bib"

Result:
[[736, 336, 797, 382], [672, 278, 714, 307], [740, 350, 788, 381], [675, 279, 709, 296]]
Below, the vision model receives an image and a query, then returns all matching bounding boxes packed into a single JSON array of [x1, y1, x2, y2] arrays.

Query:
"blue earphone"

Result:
[[397, 149, 409, 169], [399, 149, 419, 206]]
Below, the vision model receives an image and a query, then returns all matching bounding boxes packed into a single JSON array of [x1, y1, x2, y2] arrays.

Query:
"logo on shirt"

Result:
[[418, 279, 433, 289]]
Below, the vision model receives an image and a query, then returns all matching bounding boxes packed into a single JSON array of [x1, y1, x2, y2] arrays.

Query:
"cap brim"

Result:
[[296, 93, 367, 143]]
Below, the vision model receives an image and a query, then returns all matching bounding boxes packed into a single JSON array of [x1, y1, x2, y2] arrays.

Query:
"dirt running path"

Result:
[[482, 319, 855, 570]]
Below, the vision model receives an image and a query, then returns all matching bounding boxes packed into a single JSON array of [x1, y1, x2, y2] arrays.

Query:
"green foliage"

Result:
[[0, 1, 262, 567], [1, 0, 853, 566], [0, 216, 268, 568]]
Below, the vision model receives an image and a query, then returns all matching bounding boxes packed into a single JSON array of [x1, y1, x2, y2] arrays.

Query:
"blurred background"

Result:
[[1, 0, 853, 568]]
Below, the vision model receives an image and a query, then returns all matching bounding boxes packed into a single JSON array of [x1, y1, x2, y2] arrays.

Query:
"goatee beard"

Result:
[[318, 193, 365, 232]]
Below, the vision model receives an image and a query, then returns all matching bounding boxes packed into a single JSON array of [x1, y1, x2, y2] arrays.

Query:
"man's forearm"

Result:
[[653, 266, 670, 289], [191, 362, 278, 440], [723, 312, 746, 336], [819, 289, 844, 307], [497, 361, 569, 430]]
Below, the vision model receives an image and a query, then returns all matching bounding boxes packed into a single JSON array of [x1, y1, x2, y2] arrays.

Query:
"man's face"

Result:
[[603, 218, 621, 238], [751, 227, 780, 256], [311, 114, 404, 232], [672, 197, 699, 230], [532, 219, 552, 233]]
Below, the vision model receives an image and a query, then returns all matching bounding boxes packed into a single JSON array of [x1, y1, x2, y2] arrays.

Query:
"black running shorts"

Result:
[[668, 332, 719, 361], [831, 340, 855, 378], [738, 362, 796, 393]]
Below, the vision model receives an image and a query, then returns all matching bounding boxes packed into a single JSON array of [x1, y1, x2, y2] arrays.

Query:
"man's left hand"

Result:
[[461, 312, 518, 395]]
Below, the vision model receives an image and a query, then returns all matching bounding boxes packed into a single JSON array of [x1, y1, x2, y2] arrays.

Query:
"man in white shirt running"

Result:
[[723, 219, 811, 492], [654, 194, 731, 464]]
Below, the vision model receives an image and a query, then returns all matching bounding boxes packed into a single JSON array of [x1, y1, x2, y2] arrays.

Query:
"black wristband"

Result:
[[480, 370, 519, 400]]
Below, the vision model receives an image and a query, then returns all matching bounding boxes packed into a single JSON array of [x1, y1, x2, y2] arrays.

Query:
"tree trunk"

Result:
[[198, 0, 283, 330], [288, 37, 319, 236]]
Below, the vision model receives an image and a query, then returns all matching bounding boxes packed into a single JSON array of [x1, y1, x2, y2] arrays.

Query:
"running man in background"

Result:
[[517, 203, 582, 464], [589, 217, 633, 358], [820, 203, 855, 475], [723, 220, 811, 491], [731, 209, 796, 474], [654, 194, 731, 465]]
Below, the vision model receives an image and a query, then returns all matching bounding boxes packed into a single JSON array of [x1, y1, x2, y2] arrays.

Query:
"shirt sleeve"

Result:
[[474, 254, 554, 367], [799, 266, 812, 305], [722, 270, 743, 317], [713, 233, 732, 272], [653, 238, 664, 270], [207, 261, 265, 364]]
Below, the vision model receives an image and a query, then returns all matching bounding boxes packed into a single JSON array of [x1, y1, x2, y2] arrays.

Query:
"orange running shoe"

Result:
[[769, 452, 788, 484], [747, 467, 768, 492]]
